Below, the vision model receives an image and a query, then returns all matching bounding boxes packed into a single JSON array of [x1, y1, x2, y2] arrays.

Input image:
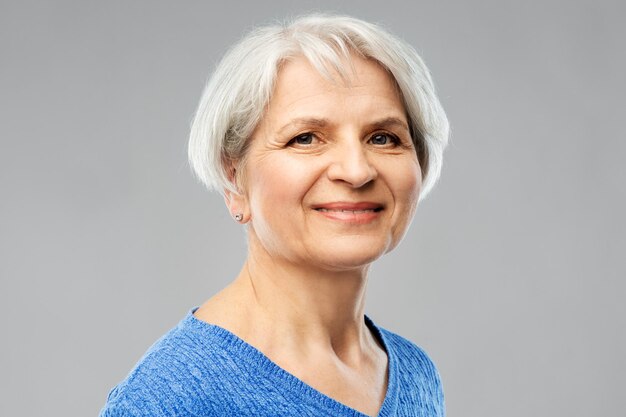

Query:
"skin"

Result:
[[194, 53, 422, 416]]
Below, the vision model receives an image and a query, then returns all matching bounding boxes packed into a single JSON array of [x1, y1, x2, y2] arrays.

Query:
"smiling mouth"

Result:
[[311, 202, 384, 224], [315, 208, 383, 213]]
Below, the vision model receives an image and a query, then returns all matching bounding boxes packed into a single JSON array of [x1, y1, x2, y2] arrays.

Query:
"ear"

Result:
[[223, 164, 249, 223]]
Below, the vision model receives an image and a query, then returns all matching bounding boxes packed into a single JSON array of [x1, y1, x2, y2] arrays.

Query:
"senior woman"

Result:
[[100, 13, 449, 417]]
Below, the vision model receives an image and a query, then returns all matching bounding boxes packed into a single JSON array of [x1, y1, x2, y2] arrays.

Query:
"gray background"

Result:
[[1, 1, 624, 416]]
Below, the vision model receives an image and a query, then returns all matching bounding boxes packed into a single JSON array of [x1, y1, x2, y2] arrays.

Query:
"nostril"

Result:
[[325, 144, 378, 187]]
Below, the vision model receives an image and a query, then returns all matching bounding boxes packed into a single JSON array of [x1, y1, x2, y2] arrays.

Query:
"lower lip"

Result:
[[314, 209, 381, 225]]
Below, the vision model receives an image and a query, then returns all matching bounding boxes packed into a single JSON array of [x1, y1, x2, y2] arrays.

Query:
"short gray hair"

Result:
[[188, 14, 449, 199]]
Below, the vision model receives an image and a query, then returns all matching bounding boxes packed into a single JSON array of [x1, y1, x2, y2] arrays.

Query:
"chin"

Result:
[[310, 243, 388, 271]]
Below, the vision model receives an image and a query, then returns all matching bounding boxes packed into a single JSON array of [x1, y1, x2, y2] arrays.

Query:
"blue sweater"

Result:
[[99, 308, 444, 417]]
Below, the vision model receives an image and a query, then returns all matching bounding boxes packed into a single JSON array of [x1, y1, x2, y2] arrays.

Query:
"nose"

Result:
[[326, 139, 378, 188]]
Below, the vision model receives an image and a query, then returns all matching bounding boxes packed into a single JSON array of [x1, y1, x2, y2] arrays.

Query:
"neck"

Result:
[[227, 233, 375, 363]]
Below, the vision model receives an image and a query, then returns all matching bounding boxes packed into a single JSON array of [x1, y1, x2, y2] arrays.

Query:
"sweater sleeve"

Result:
[[99, 403, 143, 417], [98, 384, 166, 417]]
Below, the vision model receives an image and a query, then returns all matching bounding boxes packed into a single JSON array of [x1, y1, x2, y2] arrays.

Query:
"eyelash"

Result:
[[368, 132, 400, 146], [287, 132, 401, 147], [288, 133, 316, 146]]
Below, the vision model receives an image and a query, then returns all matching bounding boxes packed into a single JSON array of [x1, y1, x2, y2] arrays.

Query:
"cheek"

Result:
[[389, 159, 422, 222], [246, 156, 321, 218], [394, 157, 421, 196], [245, 156, 323, 257]]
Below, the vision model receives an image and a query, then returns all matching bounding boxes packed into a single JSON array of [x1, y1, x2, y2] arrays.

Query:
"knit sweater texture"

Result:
[[99, 308, 444, 417]]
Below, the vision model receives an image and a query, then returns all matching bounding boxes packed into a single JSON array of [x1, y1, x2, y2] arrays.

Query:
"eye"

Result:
[[369, 132, 398, 146], [289, 133, 315, 146]]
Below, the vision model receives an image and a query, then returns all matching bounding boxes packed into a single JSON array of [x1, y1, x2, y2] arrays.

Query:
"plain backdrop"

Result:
[[1, 1, 624, 416]]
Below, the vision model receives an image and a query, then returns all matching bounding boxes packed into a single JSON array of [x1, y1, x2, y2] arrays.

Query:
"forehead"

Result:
[[266, 54, 406, 119]]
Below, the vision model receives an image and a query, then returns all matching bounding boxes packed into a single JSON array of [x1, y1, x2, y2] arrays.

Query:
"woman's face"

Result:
[[236, 54, 421, 271]]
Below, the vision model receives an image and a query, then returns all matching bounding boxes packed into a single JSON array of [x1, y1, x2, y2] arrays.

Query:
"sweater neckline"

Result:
[[185, 307, 398, 417]]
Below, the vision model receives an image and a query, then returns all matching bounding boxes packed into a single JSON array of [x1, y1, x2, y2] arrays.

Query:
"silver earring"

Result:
[[234, 213, 243, 222]]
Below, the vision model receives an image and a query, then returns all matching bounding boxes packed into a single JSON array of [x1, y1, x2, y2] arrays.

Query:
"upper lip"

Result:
[[312, 202, 384, 211]]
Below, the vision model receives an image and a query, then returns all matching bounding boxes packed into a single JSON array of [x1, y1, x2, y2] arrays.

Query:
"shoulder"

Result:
[[99, 311, 229, 417]]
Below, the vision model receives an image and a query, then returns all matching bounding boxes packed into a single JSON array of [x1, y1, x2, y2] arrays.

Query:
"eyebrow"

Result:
[[277, 117, 330, 136], [366, 117, 410, 132], [277, 116, 410, 135]]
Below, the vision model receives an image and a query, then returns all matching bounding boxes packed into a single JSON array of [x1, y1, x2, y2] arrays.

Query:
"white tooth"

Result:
[[317, 208, 376, 213]]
